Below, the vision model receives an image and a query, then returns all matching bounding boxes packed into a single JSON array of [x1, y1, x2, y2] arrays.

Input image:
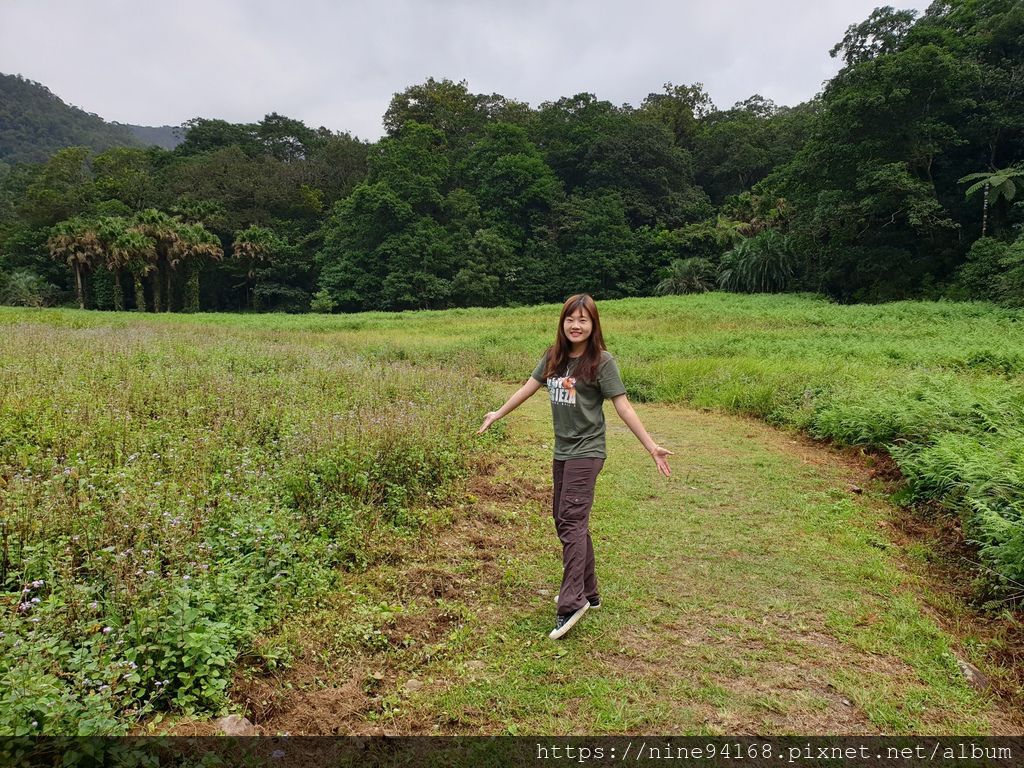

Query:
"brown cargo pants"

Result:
[[552, 457, 604, 615]]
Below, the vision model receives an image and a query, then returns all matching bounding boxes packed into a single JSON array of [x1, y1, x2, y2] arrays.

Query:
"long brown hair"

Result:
[[542, 294, 607, 383]]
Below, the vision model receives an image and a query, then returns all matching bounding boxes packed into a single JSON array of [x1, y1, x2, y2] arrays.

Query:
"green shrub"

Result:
[[718, 230, 794, 292], [0, 269, 57, 307], [955, 237, 1009, 300], [310, 288, 336, 313], [655, 257, 716, 295]]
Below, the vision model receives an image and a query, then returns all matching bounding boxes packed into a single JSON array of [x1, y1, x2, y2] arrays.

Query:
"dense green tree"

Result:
[[301, 132, 370, 210], [695, 97, 787, 204], [21, 147, 96, 228], [255, 112, 322, 161], [450, 228, 508, 307], [533, 93, 708, 229], [173, 118, 260, 157], [383, 78, 527, 148], [316, 122, 456, 311], [462, 123, 562, 227], [231, 224, 306, 311], [316, 182, 415, 311], [163, 146, 305, 231], [639, 82, 715, 149], [829, 6, 918, 67], [555, 192, 641, 298], [47, 216, 103, 308], [954, 236, 1009, 298], [954, 234, 1024, 306], [586, 117, 698, 228], [377, 218, 455, 310], [767, 0, 1018, 300], [92, 147, 166, 212], [997, 237, 1024, 305], [530, 94, 621, 194], [368, 122, 450, 214]]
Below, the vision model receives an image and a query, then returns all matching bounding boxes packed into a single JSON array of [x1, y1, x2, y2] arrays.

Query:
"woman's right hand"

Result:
[[476, 411, 501, 434], [650, 445, 673, 477]]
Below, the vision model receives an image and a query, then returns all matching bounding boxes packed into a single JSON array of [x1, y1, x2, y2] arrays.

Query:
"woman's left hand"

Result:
[[650, 445, 673, 477]]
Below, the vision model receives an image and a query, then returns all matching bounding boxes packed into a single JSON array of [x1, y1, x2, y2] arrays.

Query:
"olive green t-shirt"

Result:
[[531, 349, 628, 460]]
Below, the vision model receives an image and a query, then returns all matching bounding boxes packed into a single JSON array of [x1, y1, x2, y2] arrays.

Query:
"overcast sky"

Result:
[[2, 0, 922, 141]]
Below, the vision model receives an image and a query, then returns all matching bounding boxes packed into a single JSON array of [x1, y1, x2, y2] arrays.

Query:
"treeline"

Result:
[[1, 0, 1022, 313]]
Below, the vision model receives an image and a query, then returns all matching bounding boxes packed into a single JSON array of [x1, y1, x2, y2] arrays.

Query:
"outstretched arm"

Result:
[[477, 377, 544, 434], [611, 393, 672, 477]]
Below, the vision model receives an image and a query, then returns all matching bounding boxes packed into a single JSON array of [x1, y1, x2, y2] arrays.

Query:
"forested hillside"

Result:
[[1, 0, 1021, 313], [0, 74, 141, 165]]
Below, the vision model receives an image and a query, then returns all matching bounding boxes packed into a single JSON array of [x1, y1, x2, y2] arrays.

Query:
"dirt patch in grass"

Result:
[[139, 717, 224, 736], [469, 475, 549, 506], [211, 462, 544, 735], [405, 565, 469, 600], [230, 658, 371, 734], [384, 606, 463, 648]]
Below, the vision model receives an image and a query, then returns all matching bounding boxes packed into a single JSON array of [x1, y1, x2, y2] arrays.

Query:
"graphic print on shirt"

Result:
[[547, 375, 577, 406]]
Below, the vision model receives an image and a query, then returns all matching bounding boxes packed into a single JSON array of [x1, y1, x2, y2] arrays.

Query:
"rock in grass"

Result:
[[215, 714, 257, 736], [955, 658, 990, 692], [404, 679, 423, 691]]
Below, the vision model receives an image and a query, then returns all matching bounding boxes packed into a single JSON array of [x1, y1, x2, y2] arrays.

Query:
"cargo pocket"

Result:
[[561, 485, 595, 522]]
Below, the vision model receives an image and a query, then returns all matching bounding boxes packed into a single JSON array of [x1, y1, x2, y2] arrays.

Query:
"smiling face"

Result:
[[563, 306, 593, 350]]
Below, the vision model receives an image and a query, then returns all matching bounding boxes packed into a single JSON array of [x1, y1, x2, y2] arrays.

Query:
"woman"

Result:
[[476, 294, 672, 639]]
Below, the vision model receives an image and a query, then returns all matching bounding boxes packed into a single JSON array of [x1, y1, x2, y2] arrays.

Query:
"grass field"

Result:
[[1, 293, 1022, 734], [7, 293, 1021, 586]]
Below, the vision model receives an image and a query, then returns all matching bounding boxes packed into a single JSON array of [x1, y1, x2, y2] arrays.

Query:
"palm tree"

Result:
[[232, 225, 277, 310], [655, 257, 717, 295], [178, 223, 224, 312], [718, 230, 794, 293], [96, 217, 150, 312], [713, 214, 750, 247], [97, 218, 126, 311], [95, 216, 157, 311], [47, 218, 103, 309], [959, 165, 1024, 237], [117, 228, 157, 313], [133, 209, 182, 312]]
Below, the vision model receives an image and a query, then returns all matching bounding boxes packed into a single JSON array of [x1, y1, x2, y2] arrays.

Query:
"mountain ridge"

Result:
[[0, 72, 183, 165]]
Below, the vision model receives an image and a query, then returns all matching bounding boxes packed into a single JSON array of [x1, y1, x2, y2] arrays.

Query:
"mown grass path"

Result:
[[232, 385, 1022, 736]]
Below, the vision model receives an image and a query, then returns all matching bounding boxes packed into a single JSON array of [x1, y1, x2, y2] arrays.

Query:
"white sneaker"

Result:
[[549, 602, 590, 640]]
